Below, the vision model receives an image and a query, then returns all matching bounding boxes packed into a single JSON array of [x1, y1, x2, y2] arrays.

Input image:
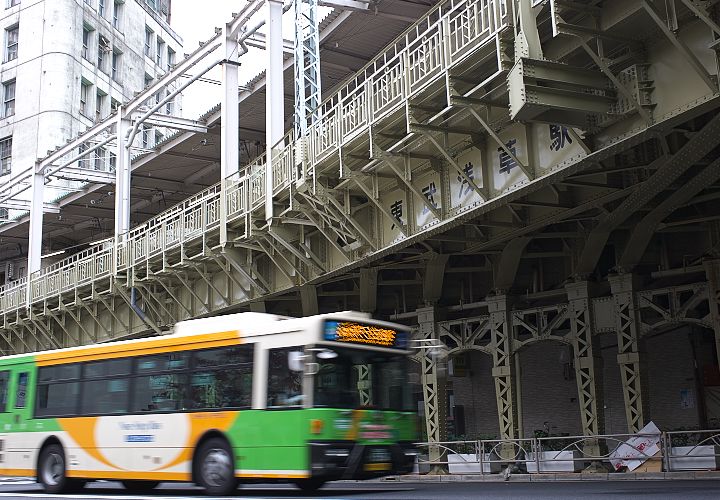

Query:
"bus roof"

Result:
[[0, 310, 384, 366]]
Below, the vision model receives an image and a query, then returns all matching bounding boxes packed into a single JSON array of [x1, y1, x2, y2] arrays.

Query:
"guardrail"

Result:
[[0, 0, 514, 315], [307, 0, 509, 166], [414, 430, 720, 474]]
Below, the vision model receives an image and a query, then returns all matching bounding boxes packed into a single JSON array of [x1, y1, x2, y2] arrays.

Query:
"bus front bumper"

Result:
[[309, 441, 417, 480]]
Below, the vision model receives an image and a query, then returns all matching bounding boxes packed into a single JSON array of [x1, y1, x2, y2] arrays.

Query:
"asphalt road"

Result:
[[0, 480, 718, 500]]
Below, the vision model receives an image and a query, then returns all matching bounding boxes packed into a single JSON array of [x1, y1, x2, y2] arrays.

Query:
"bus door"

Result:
[[2, 368, 33, 471]]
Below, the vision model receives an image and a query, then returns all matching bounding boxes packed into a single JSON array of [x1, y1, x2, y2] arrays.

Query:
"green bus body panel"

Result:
[[0, 356, 61, 433], [228, 408, 417, 472]]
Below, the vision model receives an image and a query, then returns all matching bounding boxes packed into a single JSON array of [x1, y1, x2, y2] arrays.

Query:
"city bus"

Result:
[[0, 311, 419, 494]]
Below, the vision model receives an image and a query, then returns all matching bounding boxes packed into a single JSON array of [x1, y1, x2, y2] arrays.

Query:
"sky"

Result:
[[171, 2, 250, 118], [171, 1, 309, 119]]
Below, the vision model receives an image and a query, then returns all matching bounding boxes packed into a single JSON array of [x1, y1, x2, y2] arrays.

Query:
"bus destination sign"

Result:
[[323, 321, 408, 349]]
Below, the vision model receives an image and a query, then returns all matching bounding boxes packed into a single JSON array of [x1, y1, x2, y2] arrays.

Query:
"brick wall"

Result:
[[518, 341, 583, 438], [449, 350, 500, 439], [446, 325, 712, 440]]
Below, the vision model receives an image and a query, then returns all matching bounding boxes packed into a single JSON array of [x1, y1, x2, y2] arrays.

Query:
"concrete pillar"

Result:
[[609, 274, 647, 433], [265, 0, 284, 222]]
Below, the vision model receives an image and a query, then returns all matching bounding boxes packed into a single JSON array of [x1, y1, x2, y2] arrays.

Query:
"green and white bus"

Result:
[[0, 311, 419, 494]]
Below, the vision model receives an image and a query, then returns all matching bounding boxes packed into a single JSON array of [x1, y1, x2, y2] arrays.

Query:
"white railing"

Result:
[[0, 0, 511, 315], [307, 0, 509, 165]]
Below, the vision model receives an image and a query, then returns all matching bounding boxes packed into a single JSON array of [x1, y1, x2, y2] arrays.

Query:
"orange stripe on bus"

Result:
[[36, 330, 242, 366], [66, 470, 191, 481], [0, 468, 34, 477], [237, 472, 309, 479]]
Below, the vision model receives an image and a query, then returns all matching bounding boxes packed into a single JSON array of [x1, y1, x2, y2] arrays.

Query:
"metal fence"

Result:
[[414, 430, 720, 474]]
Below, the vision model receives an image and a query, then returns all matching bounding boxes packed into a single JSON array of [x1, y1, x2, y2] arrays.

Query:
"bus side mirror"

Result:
[[288, 351, 304, 372]]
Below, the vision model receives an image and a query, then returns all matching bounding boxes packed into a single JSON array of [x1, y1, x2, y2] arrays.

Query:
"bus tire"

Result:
[[38, 444, 70, 494], [122, 480, 159, 492], [294, 478, 325, 492], [194, 437, 237, 496]]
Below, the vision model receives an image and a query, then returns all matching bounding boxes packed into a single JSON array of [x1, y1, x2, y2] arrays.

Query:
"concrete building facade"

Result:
[[0, 0, 182, 281]]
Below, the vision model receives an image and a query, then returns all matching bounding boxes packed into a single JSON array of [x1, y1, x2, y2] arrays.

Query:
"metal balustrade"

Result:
[[415, 431, 720, 474], [0, 0, 512, 314]]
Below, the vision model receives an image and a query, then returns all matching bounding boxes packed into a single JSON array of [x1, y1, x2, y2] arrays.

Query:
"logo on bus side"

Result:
[[118, 421, 162, 443], [95, 414, 190, 471]]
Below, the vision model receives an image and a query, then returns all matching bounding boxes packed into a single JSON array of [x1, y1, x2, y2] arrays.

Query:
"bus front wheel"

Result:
[[38, 444, 74, 494], [195, 437, 238, 496]]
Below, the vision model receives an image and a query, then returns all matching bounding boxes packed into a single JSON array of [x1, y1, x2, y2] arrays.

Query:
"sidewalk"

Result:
[[379, 471, 720, 482]]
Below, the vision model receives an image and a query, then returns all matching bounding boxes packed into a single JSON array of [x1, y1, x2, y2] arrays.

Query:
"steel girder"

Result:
[[609, 274, 646, 434]]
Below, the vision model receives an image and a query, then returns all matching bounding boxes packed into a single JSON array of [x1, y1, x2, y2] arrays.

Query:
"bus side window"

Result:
[[0, 371, 9, 412], [15, 372, 28, 408], [267, 347, 303, 407]]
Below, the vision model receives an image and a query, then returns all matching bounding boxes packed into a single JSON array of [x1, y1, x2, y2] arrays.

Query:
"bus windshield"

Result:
[[313, 346, 413, 411]]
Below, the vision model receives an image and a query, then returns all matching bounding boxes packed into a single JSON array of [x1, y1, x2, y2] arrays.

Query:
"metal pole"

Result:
[[266, 0, 284, 222]]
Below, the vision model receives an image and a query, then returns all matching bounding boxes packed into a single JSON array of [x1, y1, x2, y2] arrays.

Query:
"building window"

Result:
[[165, 91, 173, 114], [5, 26, 18, 62], [80, 81, 91, 117], [78, 143, 87, 168], [97, 35, 109, 71], [82, 25, 92, 60], [144, 26, 153, 58], [98, 0, 105, 17], [109, 151, 116, 171], [0, 136, 11, 176], [167, 48, 175, 72], [0, 208, 7, 220], [155, 37, 164, 67], [3, 79, 15, 118], [110, 97, 120, 114], [94, 147, 104, 170], [7, 0, 20, 8], [112, 1, 122, 30], [111, 49, 120, 80], [142, 125, 150, 148], [96, 91, 105, 121]]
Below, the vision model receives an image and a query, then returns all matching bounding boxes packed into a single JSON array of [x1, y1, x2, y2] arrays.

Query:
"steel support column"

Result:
[[566, 281, 603, 454], [300, 285, 318, 316], [294, 0, 321, 136], [417, 306, 447, 468], [220, 21, 241, 246], [115, 113, 132, 239], [704, 259, 720, 365], [359, 268, 378, 314], [266, 0, 284, 222], [487, 294, 518, 444], [27, 169, 44, 279], [609, 274, 646, 433]]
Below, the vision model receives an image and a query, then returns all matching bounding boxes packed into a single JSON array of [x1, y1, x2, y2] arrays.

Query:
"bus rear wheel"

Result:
[[122, 480, 159, 492], [195, 437, 238, 496], [38, 444, 76, 494]]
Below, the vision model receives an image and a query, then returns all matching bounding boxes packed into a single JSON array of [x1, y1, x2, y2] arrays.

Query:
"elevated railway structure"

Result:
[[1, 0, 720, 451]]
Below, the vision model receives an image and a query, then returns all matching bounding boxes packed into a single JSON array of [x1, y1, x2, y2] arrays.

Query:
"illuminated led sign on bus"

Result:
[[323, 321, 409, 349]]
